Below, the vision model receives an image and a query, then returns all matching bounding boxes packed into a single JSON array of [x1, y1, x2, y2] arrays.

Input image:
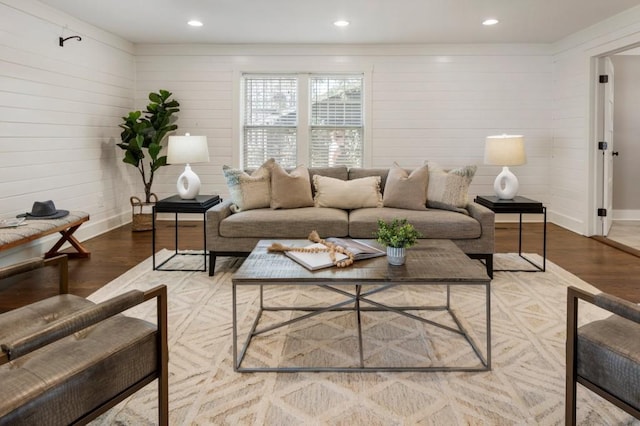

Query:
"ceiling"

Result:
[[39, 0, 640, 45]]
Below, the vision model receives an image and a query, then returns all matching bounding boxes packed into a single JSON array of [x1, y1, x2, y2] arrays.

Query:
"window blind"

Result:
[[243, 75, 298, 168], [310, 76, 363, 167]]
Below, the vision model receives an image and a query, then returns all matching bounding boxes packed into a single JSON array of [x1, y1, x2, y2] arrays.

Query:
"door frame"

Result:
[[587, 41, 640, 236]]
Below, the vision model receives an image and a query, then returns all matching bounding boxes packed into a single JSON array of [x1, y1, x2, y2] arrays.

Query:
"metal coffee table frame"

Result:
[[232, 240, 491, 373]]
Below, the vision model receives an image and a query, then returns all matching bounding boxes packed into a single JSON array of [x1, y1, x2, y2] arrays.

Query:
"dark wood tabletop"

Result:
[[232, 239, 490, 285]]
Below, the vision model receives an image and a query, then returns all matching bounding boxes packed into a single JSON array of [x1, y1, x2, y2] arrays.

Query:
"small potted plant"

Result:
[[374, 218, 422, 265]]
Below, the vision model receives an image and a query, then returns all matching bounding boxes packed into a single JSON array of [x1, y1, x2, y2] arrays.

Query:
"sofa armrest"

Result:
[[0, 285, 167, 362], [466, 201, 495, 243], [594, 291, 640, 323], [0, 255, 68, 294], [206, 199, 234, 238]]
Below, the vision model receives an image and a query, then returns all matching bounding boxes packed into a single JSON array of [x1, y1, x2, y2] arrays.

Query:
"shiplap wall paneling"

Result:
[[134, 47, 553, 206], [0, 1, 135, 263], [371, 54, 552, 203]]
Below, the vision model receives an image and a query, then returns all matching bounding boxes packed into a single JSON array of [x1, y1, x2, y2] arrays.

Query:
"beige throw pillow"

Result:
[[313, 175, 383, 209], [223, 158, 275, 212], [382, 162, 428, 210], [270, 163, 314, 209], [426, 161, 477, 213]]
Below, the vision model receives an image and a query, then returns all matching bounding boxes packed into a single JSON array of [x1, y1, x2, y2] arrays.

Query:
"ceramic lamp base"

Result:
[[493, 166, 519, 200], [176, 164, 201, 199]]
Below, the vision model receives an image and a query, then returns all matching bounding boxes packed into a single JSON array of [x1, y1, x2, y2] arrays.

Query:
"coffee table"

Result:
[[232, 239, 491, 372]]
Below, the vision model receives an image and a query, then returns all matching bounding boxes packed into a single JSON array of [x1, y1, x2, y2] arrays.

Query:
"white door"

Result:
[[602, 57, 615, 236]]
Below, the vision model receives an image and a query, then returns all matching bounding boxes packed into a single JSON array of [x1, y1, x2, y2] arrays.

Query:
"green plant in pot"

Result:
[[118, 90, 180, 203], [374, 218, 422, 265]]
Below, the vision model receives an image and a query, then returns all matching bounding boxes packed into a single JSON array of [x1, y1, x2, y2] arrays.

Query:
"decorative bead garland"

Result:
[[268, 230, 355, 267]]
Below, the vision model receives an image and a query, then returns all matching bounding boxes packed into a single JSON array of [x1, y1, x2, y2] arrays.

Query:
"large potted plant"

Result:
[[374, 218, 422, 265], [118, 90, 180, 203]]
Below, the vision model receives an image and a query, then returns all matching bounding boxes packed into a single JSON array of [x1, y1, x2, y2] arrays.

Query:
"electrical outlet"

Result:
[[97, 194, 105, 208]]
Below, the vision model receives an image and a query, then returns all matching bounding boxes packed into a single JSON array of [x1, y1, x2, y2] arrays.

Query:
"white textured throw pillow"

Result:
[[313, 175, 383, 209], [426, 162, 477, 213], [223, 158, 275, 212]]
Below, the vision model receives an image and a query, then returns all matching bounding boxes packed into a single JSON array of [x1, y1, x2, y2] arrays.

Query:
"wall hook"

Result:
[[59, 35, 82, 47]]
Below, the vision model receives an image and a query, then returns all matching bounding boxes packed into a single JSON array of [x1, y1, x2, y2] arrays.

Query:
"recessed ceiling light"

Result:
[[334, 20, 350, 27], [482, 18, 499, 26], [188, 20, 203, 27]]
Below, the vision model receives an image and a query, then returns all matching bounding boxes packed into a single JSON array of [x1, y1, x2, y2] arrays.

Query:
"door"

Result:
[[597, 57, 615, 236]]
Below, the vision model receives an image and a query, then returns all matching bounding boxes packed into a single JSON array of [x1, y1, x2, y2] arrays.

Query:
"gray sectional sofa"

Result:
[[206, 166, 495, 277]]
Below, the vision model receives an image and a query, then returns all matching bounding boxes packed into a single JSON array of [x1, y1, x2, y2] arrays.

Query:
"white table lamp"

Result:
[[484, 134, 526, 200], [167, 133, 210, 199]]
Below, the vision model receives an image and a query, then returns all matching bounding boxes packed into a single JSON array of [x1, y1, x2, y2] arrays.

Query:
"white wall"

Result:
[[0, 0, 136, 263], [550, 5, 640, 235], [135, 44, 553, 207]]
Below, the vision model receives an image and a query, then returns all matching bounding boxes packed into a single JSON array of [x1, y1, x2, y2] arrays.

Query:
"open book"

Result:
[[285, 238, 386, 271]]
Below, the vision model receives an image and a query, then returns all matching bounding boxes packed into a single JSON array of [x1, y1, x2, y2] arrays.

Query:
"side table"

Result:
[[152, 194, 221, 272], [474, 195, 546, 272]]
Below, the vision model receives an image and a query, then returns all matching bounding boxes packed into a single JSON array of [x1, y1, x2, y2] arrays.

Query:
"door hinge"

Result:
[[597, 208, 607, 217], [599, 75, 609, 83], [598, 141, 608, 150]]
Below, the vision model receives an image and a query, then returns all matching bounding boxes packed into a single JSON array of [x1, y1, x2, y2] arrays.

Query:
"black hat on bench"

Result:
[[17, 200, 69, 220]]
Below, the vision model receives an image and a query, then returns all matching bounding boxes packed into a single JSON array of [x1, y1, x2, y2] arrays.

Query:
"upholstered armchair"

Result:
[[0, 256, 168, 425], [566, 286, 640, 424]]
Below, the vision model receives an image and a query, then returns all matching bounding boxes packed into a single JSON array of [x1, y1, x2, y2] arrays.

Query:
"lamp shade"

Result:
[[484, 135, 526, 166], [167, 133, 209, 164]]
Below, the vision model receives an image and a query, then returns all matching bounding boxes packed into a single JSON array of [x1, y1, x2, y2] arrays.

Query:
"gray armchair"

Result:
[[566, 286, 640, 424], [0, 256, 168, 425]]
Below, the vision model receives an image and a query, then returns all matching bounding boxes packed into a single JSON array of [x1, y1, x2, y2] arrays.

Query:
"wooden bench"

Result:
[[0, 211, 91, 259]]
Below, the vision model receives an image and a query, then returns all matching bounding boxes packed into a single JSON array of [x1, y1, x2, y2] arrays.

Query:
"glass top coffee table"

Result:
[[232, 239, 491, 372]]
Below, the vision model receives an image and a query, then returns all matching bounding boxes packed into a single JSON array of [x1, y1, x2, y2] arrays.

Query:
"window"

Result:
[[243, 75, 298, 168], [242, 74, 364, 169]]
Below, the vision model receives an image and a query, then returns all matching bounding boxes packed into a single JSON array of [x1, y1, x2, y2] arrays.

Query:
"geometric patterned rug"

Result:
[[88, 251, 639, 425]]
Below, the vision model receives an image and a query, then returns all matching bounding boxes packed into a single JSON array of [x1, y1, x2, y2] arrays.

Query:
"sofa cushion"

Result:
[[577, 315, 640, 410], [270, 163, 314, 209], [313, 175, 382, 209], [223, 158, 274, 212], [348, 168, 390, 193], [426, 162, 477, 213], [348, 207, 482, 240], [220, 207, 349, 238], [0, 314, 157, 425], [383, 163, 428, 210]]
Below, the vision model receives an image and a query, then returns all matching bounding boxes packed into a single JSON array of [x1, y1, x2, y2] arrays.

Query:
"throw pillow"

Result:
[[270, 163, 314, 209], [426, 162, 477, 213], [223, 158, 275, 212], [382, 162, 428, 210], [313, 175, 383, 209]]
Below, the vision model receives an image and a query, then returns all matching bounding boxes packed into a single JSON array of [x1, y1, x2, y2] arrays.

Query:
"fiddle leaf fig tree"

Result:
[[118, 90, 180, 203]]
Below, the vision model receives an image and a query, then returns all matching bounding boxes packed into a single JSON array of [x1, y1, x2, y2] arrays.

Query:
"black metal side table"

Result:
[[474, 195, 546, 272], [152, 194, 221, 272]]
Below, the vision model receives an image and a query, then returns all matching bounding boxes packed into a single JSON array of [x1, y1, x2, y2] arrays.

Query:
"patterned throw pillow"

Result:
[[313, 175, 383, 209], [222, 158, 275, 212], [270, 163, 314, 209], [382, 162, 428, 210], [426, 162, 477, 213]]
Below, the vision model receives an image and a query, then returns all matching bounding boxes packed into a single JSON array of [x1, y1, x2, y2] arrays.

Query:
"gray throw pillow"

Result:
[[382, 162, 428, 210]]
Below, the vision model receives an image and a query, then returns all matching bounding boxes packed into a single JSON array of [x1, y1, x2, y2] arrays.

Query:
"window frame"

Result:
[[238, 71, 371, 169]]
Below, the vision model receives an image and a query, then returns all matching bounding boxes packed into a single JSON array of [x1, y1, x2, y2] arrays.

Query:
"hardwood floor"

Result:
[[1, 221, 639, 313]]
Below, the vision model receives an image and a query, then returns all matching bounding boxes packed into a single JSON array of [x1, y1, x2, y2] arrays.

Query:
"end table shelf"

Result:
[[474, 195, 546, 272], [152, 194, 221, 272]]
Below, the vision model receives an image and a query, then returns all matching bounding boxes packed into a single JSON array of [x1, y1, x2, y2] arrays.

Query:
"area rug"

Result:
[[88, 251, 638, 425]]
